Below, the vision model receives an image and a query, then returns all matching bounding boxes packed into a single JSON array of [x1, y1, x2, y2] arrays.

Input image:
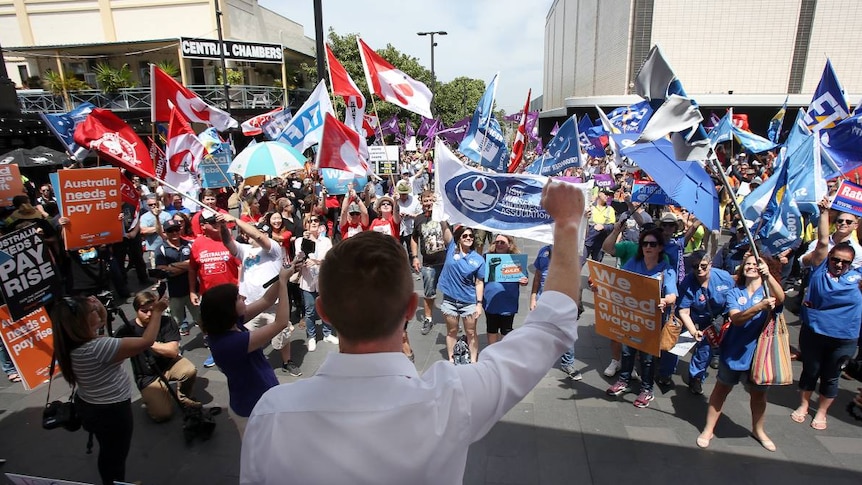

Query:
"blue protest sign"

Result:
[[831, 180, 862, 218], [200, 143, 233, 188], [484, 253, 528, 283], [320, 168, 368, 195], [632, 181, 675, 206]]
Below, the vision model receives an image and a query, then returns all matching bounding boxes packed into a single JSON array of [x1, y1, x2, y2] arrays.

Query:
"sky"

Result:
[[260, 0, 553, 115]]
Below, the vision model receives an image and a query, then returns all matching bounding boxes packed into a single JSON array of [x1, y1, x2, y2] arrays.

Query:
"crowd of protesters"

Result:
[[4, 139, 862, 483]]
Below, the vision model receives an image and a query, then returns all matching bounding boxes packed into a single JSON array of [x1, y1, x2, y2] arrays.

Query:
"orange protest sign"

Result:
[[0, 164, 24, 207], [588, 260, 663, 356], [0, 305, 54, 390], [57, 167, 123, 250]]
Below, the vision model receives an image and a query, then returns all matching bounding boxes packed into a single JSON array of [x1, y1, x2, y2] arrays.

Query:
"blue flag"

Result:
[[803, 59, 849, 131], [524, 115, 582, 175], [39, 102, 95, 160], [459, 73, 509, 172], [577, 115, 605, 158], [261, 109, 294, 140], [274, 80, 333, 151], [707, 112, 734, 145], [708, 110, 776, 153], [767, 96, 788, 143], [607, 101, 654, 133], [820, 110, 862, 177], [757, 158, 803, 257]]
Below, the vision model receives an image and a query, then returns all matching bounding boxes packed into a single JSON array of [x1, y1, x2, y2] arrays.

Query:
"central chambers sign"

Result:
[[180, 37, 283, 64]]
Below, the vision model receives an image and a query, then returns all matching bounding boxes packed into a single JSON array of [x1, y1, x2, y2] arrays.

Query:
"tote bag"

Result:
[[751, 312, 793, 386]]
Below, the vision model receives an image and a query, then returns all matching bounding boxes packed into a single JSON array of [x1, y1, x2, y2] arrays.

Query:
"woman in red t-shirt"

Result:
[[264, 211, 293, 263], [240, 195, 263, 224], [368, 195, 400, 239]]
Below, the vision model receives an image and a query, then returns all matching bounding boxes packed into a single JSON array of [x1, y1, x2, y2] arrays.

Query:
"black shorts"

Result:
[[486, 313, 515, 335]]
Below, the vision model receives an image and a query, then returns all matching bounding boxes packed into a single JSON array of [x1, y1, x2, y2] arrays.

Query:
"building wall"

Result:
[[543, 0, 862, 111]]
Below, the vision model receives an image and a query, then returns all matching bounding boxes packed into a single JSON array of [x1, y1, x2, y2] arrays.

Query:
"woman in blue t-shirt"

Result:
[[605, 228, 678, 409], [697, 254, 784, 452], [438, 226, 486, 363], [793, 202, 862, 431], [483, 235, 529, 346], [200, 267, 294, 435]]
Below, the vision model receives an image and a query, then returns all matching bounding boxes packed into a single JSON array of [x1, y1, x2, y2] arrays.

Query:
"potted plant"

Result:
[[93, 63, 137, 108]]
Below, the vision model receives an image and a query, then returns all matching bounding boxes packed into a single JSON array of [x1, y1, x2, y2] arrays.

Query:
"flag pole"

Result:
[[368, 94, 397, 190]]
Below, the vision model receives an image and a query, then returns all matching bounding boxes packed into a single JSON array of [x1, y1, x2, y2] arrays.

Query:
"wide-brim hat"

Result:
[[375, 195, 395, 211]]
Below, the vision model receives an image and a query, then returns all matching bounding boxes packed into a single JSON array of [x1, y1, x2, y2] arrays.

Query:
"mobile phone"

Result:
[[157, 280, 167, 298], [301, 238, 316, 256]]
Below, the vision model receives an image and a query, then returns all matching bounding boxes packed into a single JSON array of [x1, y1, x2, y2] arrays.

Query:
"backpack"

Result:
[[452, 335, 471, 365]]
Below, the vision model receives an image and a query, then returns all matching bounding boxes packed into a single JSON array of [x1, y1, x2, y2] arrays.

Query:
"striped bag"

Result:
[[750, 312, 793, 386]]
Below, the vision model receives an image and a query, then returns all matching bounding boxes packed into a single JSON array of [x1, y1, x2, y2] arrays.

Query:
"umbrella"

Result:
[[0, 146, 69, 167], [621, 139, 720, 230], [227, 142, 305, 178]]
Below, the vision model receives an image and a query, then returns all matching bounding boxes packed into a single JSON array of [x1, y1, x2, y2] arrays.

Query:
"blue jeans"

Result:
[[0, 341, 15, 375], [560, 349, 575, 368], [657, 350, 679, 379], [688, 339, 713, 382], [303, 290, 333, 340], [620, 344, 654, 392]]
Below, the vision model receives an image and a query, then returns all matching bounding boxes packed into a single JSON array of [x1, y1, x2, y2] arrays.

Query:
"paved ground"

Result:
[[1, 238, 862, 484]]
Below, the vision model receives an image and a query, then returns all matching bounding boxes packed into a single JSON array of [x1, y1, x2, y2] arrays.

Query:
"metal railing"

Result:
[[17, 85, 310, 113]]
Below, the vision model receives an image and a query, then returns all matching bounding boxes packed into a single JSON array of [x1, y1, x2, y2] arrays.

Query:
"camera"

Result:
[[42, 400, 82, 432]]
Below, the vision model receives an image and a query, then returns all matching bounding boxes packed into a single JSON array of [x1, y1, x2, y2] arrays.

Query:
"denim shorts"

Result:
[[420, 265, 443, 298], [440, 296, 476, 317], [716, 360, 769, 392]]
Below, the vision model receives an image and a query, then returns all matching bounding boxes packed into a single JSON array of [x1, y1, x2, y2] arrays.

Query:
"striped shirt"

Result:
[[71, 337, 131, 404]]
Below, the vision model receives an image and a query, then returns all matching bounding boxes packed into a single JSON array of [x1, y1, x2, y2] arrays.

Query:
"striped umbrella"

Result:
[[227, 141, 305, 178]]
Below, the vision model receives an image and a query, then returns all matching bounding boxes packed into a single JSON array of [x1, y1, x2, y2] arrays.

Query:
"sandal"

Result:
[[750, 433, 777, 452], [7, 373, 21, 383], [790, 410, 807, 423], [811, 418, 828, 430], [696, 435, 712, 449]]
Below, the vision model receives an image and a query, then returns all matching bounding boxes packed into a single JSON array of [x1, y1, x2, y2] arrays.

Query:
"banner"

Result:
[[433, 140, 591, 245], [0, 306, 53, 390], [484, 253, 528, 283], [831, 180, 862, 217], [200, 143, 233, 188], [320, 168, 368, 196], [0, 226, 62, 321], [368, 145, 399, 175], [631, 180, 676, 205], [55, 168, 123, 250], [588, 260, 662, 356], [0, 164, 23, 207], [593, 173, 614, 188]]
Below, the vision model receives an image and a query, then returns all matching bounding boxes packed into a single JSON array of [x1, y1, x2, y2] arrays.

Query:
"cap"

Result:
[[396, 181, 411, 194], [751, 177, 763, 185], [659, 212, 679, 225], [348, 202, 361, 214], [164, 219, 182, 231], [600, 188, 615, 196]]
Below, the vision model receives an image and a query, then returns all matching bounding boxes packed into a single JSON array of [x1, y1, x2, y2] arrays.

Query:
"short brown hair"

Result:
[[318, 232, 413, 342], [133, 291, 157, 311]]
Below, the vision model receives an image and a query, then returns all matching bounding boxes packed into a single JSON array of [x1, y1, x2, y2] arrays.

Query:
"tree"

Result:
[[302, 29, 489, 131]]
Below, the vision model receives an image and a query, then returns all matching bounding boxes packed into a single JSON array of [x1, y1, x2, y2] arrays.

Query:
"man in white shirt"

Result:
[[241, 180, 584, 485]]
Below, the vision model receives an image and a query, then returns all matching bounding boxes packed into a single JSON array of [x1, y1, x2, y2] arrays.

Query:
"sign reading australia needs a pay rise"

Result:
[[181, 37, 283, 64]]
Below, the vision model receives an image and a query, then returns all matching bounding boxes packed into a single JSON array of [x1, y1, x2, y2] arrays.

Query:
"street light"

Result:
[[416, 31, 447, 88]]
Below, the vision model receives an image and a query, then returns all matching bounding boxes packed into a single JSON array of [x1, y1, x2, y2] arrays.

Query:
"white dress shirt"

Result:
[[240, 291, 579, 485]]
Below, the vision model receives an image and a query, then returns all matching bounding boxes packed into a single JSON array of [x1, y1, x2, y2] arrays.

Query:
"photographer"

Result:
[[115, 290, 201, 422], [52, 293, 167, 485]]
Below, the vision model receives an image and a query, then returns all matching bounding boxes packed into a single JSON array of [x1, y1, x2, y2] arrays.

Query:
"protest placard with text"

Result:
[[632, 180, 676, 206], [0, 164, 24, 207], [369, 145, 399, 175], [484, 253, 528, 283], [587, 260, 663, 356], [831, 180, 862, 218], [0, 225, 62, 321], [55, 167, 123, 250], [0, 305, 53, 390], [200, 144, 233, 188]]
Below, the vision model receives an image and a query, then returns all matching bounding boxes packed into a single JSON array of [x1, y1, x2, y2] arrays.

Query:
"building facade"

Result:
[[543, 0, 862, 120]]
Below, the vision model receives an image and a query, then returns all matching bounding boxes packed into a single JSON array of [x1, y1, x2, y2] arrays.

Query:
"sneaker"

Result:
[[561, 364, 576, 377], [203, 355, 216, 368], [633, 389, 655, 408], [179, 328, 190, 337], [569, 370, 583, 381], [322, 334, 339, 345], [606, 379, 630, 396], [282, 360, 302, 377], [603, 359, 621, 377], [657, 375, 673, 386], [709, 354, 720, 369], [420, 317, 433, 335], [307, 338, 317, 352], [689, 378, 703, 395]]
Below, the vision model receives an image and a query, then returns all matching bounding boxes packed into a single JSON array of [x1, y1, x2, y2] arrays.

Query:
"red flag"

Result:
[[241, 107, 286, 136], [73, 108, 155, 179], [326, 44, 364, 108], [731, 112, 750, 131], [147, 136, 167, 180], [357, 38, 433, 119], [167, 106, 207, 173], [362, 114, 378, 137], [316, 113, 369, 177], [508, 89, 531, 172], [150, 65, 237, 131], [119, 172, 140, 213]]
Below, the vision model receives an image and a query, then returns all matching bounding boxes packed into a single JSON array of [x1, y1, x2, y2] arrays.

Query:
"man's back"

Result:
[[241, 292, 578, 485]]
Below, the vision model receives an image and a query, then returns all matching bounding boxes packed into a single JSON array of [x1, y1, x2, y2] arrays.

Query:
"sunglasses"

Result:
[[147, 203, 158, 207], [641, 240, 660, 247], [836, 219, 856, 225], [309, 218, 320, 223], [461, 234, 474, 240], [830, 257, 852, 266], [697, 262, 710, 269], [379, 201, 392, 206]]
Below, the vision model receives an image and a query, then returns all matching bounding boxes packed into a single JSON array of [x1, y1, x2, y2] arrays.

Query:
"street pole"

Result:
[[213, 0, 231, 117], [416, 31, 447, 90], [313, 0, 326, 85]]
